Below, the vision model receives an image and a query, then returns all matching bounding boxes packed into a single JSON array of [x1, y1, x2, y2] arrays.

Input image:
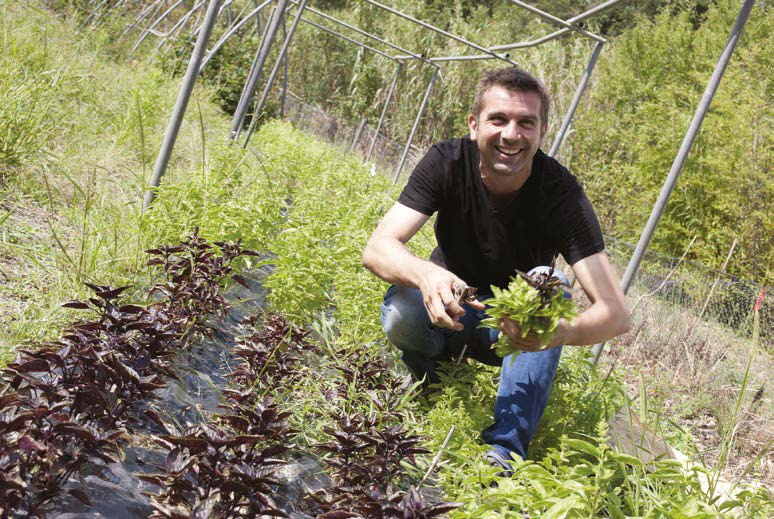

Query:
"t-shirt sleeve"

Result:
[[552, 185, 606, 265], [397, 144, 446, 216]]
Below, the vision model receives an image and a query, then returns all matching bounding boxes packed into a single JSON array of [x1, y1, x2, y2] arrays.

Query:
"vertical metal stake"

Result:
[[131, 0, 186, 56], [591, 0, 757, 365], [393, 67, 438, 184], [280, 16, 289, 118], [350, 118, 367, 152], [143, 0, 223, 211], [548, 41, 604, 158], [118, 0, 165, 42], [242, 0, 308, 148], [229, 0, 290, 143], [367, 62, 402, 162]]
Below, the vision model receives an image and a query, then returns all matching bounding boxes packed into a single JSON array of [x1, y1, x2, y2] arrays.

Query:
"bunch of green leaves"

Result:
[[481, 273, 577, 357]]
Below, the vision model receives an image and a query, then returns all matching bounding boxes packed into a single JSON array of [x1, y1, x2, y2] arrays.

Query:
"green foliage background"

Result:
[[158, 0, 770, 284], [572, 0, 772, 283]]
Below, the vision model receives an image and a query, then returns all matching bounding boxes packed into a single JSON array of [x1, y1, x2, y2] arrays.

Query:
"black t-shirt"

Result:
[[398, 136, 605, 290]]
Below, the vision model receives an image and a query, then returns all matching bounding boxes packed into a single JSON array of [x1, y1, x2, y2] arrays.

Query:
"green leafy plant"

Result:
[[481, 269, 577, 357]]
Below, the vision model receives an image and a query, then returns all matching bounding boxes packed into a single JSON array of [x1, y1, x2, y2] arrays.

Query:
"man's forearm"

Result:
[[362, 236, 440, 289], [555, 301, 631, 347]]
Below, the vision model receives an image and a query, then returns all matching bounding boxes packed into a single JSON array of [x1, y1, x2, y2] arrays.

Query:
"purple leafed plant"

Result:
[[0, 232, 256, 517]]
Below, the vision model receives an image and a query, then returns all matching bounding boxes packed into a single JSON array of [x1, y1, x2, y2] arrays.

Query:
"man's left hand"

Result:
[[499, 317, 569, 351]]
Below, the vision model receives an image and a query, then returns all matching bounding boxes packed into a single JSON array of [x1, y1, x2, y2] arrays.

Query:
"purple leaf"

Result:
[[67, 489, 93, 506]]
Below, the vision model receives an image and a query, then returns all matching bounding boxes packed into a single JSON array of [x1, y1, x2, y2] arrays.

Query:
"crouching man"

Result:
[[362, 67, 630, 472]]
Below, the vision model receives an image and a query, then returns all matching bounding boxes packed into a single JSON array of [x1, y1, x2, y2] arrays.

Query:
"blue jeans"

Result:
[[380, 266, 569, 461]]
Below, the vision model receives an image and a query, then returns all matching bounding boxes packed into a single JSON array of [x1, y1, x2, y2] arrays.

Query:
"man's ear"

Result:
[[468, 114, 478, 141], [540, 123, 548, 141]]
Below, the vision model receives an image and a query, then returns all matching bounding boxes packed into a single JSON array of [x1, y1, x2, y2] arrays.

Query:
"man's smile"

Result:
[[494, 144, 522, 157]]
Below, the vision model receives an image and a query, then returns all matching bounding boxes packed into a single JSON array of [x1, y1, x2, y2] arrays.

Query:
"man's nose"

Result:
[[501, 120, 519, 141]]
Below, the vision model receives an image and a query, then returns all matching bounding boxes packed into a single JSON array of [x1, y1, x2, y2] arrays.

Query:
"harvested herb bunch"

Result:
[[481, 269, 577, 357]]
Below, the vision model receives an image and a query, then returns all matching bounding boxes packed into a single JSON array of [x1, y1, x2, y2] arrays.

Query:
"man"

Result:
[[361, 67, 630, 472]]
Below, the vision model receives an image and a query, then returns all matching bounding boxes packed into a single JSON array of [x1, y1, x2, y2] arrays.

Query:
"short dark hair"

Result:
[[471, 67, 550, 126]]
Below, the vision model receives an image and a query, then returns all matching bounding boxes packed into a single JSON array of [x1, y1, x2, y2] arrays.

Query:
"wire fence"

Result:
[[278, 94, 771, 347], [283, 94, 422, 177], [605, 237, 770, 346]]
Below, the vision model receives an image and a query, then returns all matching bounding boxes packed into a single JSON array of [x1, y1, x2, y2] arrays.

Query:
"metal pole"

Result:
[[131, 0, 187, 56], [242, 0, 308, 148], [199, 0, 272, 72], [280, 14, 289, 117], [506, 0, 605, 43], [367, 62, 402, 162], [254, 0, 262, 31], [424, 54, 511, 63], [363, 0, 517, 65], [192, 0, 235, 36], [548, 41, 603, 157], [143, 0, 223, 211], [393, 67, 438, 184], [350, 118, 367, 153], [291, 2, 429, 63], [490, 0, 625, 51], [233, 13, 274, 119], [149, 1, 206, 64], [291, 17, 397, 61], [591, 0, 757, 364], [118, 0, 164, 42], [229, 0, 290, 143]]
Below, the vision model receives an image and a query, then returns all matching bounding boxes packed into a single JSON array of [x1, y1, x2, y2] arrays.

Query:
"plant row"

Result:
[[0, 232, 256, 516], [0, 228, 460, 517]]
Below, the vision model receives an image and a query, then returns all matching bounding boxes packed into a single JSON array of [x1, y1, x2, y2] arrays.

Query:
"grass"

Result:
[[1, 2, 771, 516], [0, 1, 236, 354], [602, 285, 773, 486]]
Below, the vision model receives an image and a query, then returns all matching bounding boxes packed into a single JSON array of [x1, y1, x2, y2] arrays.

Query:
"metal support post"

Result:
[[350, 119, 367, 152], [193, 0, 235, 36], [118, 0, 165, 42], [150, 1, 206, 64], [254, 0, 262, 31], [591, 0, 757, 365], [280, 14, 289, 117], [143, 0, 223, 211], [200, 0, 272, 72], [242, 0, 308, 148], [548, 41, 603, 157], [364, 0, 516, 65], [491, 0, 625, 51], [367, 62, 402, 162], [393, 67, 439, 184], [232, 16, 274, 127], [229, 0, 290, 143], [131, 0, 186, 56], [506, 0, 605, 43]]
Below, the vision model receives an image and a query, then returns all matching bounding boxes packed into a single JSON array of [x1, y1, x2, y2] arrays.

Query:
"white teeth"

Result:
[[496, 146, 521, 156]]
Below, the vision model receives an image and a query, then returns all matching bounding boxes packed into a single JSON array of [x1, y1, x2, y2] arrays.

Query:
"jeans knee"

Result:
[[381, 286, 444, 357]]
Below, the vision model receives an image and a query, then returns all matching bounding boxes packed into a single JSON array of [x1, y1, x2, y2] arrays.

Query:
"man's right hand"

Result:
[[362, 202, 484, 331], [418, 266, 485, 331]]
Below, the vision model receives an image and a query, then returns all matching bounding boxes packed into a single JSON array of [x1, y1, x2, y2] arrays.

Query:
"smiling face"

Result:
[[468, 85, 547, 193]]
